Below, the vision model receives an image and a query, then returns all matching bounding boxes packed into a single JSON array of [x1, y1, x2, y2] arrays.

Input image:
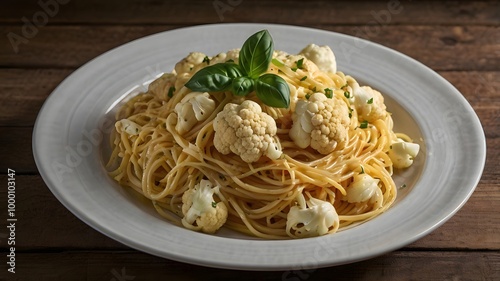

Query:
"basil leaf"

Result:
[[231, 76, 254, 96], [255, 74, 290, 108], [185, 63, 243, 92], [239, 30, 274, 79]]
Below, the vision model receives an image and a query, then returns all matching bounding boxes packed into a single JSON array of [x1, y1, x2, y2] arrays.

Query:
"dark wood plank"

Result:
[[0, 69, 73, 127], [1, 25, 498, 70], [0, 251, 497, 280], [409, 176, 500, 250], [0, 174, 126, 250], [1, 0, 498, 25], [0, 128, 35, 174], [1, 25, 171, 67], [0, 170, 498, 251]]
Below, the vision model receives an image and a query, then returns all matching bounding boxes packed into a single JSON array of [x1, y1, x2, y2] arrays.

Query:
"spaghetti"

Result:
[[106, 31, 419, 239]]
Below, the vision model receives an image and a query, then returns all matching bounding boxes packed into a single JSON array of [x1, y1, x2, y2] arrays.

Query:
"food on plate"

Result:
[[106, 30, 420, 239]]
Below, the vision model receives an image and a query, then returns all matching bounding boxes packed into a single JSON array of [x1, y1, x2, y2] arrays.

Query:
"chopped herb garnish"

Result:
[[300, 76, 307, 81], [312, 86, 317, 92], [399, 183, 407, 190], [324, 88, 333, 98], [360, 120, 369, 129], [271, 58, 284, 67], [305, 93, 311, 99], [291, 67, 297, 72], [367, 97, 374, 104], [211, 201, 217, 208], [167, 86, 175, 98], [344, 91, 351, 99], [296, 58, 304, 69], [360, 165, 365, 174], [341, 82, 349, 89], [203, 56, 210, 64], [348, 107, 353, 118]]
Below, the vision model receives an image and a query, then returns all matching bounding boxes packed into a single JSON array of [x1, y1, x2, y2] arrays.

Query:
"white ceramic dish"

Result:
[[33, 23, 486, 270]]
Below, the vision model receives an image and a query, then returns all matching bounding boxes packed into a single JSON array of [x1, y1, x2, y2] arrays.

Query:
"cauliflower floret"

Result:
[[147, 72, 176, 100], [352, 84, 387, 123], [213, 100, 282, 163], [207, 52, 227, 65], [181, 179, 228, 234], [388, 138, 420, 169], [288, 100, 313, 148], [299, 44, 337, 73], [273, 52, 319, 73], [225, 48, 240, 63], [210, 48, 240, 65], [174, 92, 216, 135], [289, 93, 350, 154], [286, 193, 339, 238], [174, 52, 206, 75], [115, 119, 141, 135], [345, 173, 383, 204]]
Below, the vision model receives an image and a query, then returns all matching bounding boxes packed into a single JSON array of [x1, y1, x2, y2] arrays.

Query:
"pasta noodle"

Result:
[[105, 33, 419, 239]]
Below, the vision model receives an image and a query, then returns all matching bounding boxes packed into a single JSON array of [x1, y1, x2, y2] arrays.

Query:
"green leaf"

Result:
[[184, 63, 243, 92], [239, 30, 274, 79], [231, 76, 254, 96], [255, 74, 290, 108]]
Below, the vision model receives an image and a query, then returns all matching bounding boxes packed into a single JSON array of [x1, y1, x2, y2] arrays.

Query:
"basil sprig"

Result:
[[184, 62, 243, 92], [184, 30, 290, 108]]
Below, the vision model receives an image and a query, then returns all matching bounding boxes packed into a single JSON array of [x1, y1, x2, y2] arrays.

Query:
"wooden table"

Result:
[[1, 0, 498, 280]]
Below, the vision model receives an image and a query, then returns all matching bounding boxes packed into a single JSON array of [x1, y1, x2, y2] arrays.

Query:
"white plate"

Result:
[[33, 23, 486, 270]]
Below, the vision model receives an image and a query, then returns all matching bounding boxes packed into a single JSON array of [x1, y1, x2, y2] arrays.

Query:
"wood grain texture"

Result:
[[0, 128, 34, 173], [0, 251, 498, 280], [1, 0, 498, 25], [1, 25, 498, 70], [0, 69, 73, 127]]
